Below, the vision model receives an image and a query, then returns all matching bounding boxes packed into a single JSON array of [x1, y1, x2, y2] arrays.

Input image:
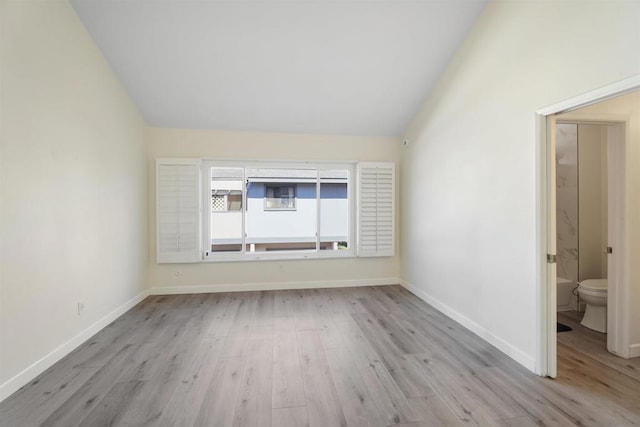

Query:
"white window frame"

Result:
[[201, 160, 356, 262]]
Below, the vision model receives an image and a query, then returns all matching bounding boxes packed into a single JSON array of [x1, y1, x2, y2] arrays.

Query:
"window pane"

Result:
[[320, 170, 349, 251], [210, 167, 243, 252], [265, 185, 296, 209], [227, 192, 242, 211], [246, 168, 316, 252]]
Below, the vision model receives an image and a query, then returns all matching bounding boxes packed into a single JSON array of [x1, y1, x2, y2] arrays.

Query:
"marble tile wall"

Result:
[[556, 123, 578, 282]]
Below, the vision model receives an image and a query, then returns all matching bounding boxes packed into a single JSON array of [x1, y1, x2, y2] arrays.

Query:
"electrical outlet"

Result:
[[77, 301, 85, 316]]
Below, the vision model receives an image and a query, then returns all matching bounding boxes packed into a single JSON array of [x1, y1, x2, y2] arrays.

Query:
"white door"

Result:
[[546, 115, 558, 378], [606, 123, 626, 356]]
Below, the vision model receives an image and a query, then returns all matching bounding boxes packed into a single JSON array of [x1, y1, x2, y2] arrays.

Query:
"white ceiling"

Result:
[[71, 1, 487, 137]]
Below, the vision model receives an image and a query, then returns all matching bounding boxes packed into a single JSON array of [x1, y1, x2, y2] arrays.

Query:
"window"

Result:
[[211, 192, 242, 211], [206, 162, 351, 259], [155, 159, 394, 263], [265, 185, 295, 210]]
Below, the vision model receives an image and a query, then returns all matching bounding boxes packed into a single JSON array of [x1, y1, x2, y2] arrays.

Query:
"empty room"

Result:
[[1, 0, 640, 426]]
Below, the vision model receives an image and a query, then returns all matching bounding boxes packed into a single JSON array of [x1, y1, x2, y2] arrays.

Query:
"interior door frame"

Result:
[[535, 74, 640, 377]]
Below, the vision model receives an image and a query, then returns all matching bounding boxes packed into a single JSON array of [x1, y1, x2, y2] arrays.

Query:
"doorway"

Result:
[[553, 120, 624, 364], [535, 76, 639, 378]]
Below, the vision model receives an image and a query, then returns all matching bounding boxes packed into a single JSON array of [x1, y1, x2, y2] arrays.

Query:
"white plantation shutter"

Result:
[[357, 162, 395, 257], [156, 159, 201, 263]]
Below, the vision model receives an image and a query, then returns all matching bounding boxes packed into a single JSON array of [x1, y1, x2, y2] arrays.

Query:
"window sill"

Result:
[[202, 250, 356, 263]]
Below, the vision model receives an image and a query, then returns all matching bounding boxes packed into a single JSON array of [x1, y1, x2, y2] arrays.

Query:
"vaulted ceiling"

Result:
[[71, 1, 487, 136]]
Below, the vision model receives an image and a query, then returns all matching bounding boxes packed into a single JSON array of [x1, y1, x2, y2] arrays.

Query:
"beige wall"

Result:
[[577, 124, 608, 281], [400, 0, 640, 370], [0, 0, 148, 394], [148, 128, 401, 291], [564, 91, 640, 354]]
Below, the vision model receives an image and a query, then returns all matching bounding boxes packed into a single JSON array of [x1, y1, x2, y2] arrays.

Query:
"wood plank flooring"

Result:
[[1, 286, 640, 427]]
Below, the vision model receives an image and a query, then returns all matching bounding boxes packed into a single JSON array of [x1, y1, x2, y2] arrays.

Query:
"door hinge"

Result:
[[547, 254, 557, 264]]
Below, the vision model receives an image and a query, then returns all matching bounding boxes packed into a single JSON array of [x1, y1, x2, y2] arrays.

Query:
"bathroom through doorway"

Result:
[[553, 117, 625, 372]]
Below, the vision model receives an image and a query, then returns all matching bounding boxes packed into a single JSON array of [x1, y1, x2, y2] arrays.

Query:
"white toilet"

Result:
[[578, 279, 608, 333]]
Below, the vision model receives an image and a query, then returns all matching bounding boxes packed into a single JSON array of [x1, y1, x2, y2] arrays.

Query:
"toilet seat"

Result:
[[579, 279, 607, 293], [578, 286, 607, 297]]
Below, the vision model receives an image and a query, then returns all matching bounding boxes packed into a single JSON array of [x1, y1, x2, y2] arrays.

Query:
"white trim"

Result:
[[0, 290, 149, 403], [535, 75, 640, 378], [544, 114, 558, 378], [535, 113, 550, 377], [629, 344, 640, 359], [149, 277, 400, 295], [556, 113, 628, 125], [536, 75, 640, 116], [201, 251, 354, 263], [401, 281, 536, 372]]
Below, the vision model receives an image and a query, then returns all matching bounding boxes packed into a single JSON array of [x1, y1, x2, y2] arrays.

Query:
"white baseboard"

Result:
[[400, 280, 536, 373], [149, 277, 401, 295], [629, 343, 640, 358], [0, 290, 149, 403]]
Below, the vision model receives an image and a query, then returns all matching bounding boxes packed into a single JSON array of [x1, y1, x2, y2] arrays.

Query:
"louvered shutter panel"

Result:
[[357, 162, 395, 257], [156, 159, 201, 263]]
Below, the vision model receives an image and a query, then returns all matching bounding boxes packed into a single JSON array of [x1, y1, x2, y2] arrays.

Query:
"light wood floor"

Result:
[[2, 286, 640, 427], [557, 311, 640, 408]]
